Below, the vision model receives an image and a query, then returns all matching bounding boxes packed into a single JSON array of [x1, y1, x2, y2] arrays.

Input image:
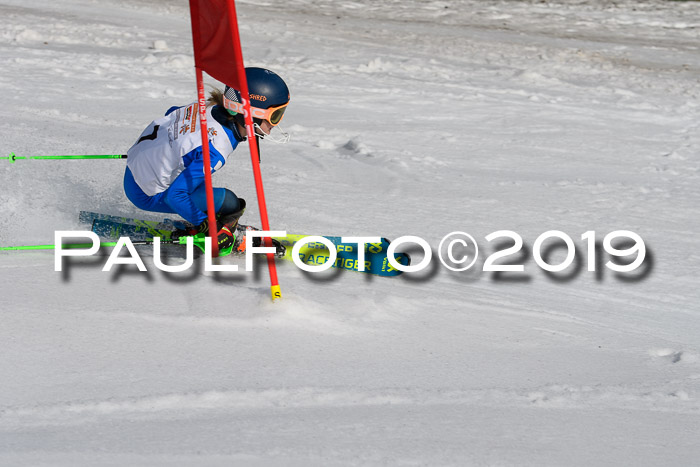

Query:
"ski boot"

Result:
[[171, 199, 247, 252], [171, 220, 234, 251], [233, 224, 286, 257]]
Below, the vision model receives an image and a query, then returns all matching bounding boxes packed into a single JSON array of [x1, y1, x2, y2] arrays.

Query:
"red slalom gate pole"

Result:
[[195, 67, 221, 258], [225, 0, 281, 301]]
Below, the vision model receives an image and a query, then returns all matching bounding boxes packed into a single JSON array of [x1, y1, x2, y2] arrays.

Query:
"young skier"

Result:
[[123, 67, 290, 251]]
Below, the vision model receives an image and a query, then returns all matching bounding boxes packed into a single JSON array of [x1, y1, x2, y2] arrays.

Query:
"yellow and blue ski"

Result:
[[84, 212, 410, 277]]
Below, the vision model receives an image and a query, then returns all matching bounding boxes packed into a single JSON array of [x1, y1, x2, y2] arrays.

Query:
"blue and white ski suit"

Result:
[[124, 103, 244, 225]]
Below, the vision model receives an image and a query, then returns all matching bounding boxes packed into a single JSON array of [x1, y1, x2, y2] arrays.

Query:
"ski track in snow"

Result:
[[2, 380, 698, 428]]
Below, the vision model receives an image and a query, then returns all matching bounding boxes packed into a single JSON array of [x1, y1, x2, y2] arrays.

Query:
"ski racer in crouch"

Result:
[[123, 67, 290, 253]]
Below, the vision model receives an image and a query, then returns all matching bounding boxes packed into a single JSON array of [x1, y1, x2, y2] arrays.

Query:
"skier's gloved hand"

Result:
[[172, 220, 234, 250], [216, 225, 234, 250]]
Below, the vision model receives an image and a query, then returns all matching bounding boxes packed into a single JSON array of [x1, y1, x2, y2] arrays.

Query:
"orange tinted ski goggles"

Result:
[[224, 100, 288, 126]]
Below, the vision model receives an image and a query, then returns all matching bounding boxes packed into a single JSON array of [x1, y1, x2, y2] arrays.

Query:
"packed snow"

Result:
[[1, 0, 699, 465]]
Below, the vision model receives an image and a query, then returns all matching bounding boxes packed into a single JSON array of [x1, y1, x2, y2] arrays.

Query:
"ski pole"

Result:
[[1, 237, 206, 253], [0, 238, 194, 252], [0, 242, 119, 251], [3, 152, 127, 163]]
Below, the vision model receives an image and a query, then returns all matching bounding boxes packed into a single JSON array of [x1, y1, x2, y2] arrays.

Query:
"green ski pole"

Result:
[[1, 235, 242, 257], [0, 237, 203, 252], [3, 152, 127, 163], [0, 242, 118, 251]]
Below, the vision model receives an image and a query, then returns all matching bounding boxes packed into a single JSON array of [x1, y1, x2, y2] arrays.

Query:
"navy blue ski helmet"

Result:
[[223, 67, 290, 126]]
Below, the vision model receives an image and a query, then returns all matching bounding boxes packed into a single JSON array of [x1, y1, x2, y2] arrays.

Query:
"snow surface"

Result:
[[1, 0, 699, 465]]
